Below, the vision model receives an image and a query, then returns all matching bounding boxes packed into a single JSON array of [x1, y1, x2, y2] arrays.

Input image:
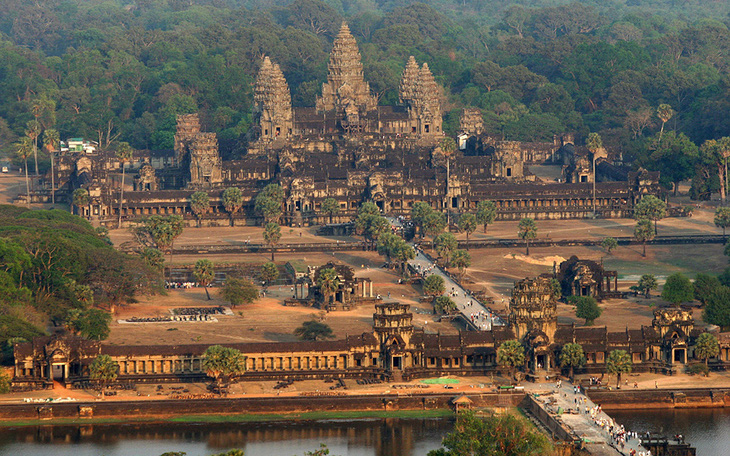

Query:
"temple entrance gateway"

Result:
[[51, 363, 65, 381]]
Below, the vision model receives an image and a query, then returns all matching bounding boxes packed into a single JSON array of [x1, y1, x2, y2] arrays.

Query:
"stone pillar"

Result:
[[369, 281, 373, 297]]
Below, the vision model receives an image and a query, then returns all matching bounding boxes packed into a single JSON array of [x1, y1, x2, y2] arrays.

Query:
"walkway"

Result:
[[530, 381, 649, 456], [409, 247, 506, 330]]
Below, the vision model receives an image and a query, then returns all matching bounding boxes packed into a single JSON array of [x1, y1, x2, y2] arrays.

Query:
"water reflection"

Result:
[[0, 418, 452, 456], [610, 408, 730, 456]]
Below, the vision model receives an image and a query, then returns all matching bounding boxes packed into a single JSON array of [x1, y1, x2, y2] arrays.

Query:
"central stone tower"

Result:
[[316, 23, 377, 117]]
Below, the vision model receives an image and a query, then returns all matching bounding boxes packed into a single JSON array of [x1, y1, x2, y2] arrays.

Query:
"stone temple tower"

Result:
[[399, 56, 420, 105], [174, 113, 201, 166], [316, 22, 377, 116], [409, 63, 443, 136], [254, 56, 293, 140], [508, 276, 558, 342]]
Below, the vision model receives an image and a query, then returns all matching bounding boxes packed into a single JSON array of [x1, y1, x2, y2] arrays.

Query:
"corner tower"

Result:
[[316, 23, 377, 115], [254, 56, 293, 140], [408, 63, 443, 136]]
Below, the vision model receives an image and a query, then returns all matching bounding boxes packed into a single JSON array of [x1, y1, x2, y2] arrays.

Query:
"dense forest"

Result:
[[1, 0, 730, 194], [0, 206, 159, 362]]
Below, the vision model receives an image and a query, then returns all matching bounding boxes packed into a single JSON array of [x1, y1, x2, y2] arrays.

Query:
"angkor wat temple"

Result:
[[44, 22, 661, 227]]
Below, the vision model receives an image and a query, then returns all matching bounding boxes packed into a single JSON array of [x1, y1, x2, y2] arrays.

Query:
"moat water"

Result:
[[0, 408, 726, 456], [0, 418, 451, 456]]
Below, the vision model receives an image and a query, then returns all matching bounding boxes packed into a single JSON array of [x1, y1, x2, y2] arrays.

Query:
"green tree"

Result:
[[457, 213, 477, 250], [316, 267, 340, 306], [606, 349, 632, 389], [354, 212, 389, 248], [202, 345, 247, 390], [715, 207, 730, 237], [43, 129, 60, 206], [423, 274, 445, 298], [694, 273, 722, 304], [517, 218, 537, 255], [144, 215, 184, 252], [411, 201, 433, 238], [90, 354, 118, 395], [694, 332, 719, 370], [427, 411, 553, 456], [194, 259, 215, 300], [221, 187, 243, 227], [69, 308, 112, 340], [634, 217, 654, 257], [646, 131, 699, 196], [254, 184, 284, 224], [422, 211, 447, 238], [600, 237, 618, 255], [116, 142, 133, 229], [189, 191, 210, 228], [559, 342, 584, 380], [434, 295, 457, 314], [294, 320, 335, 341], [497, 340, 525, 381], [220, 277, 258, 308], [263, 222, 281, 261], [450, 249, 471, 278], [637, 274, 658, 298], [569, 296, 602, 325], [321, 197, 340, 224], [260, 262, 279, 285], [703, 286, 730, 329], [634, 195, 667, 235], [475, 200, 497, 234], [662, 273, 695, 306], [433, 232, 458, 266], [72, 188, 90, 215], [392, 241, 415, 274]]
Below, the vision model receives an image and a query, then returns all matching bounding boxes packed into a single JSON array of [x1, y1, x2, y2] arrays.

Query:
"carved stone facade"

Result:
[[254, 56, 293, 141], [12, 293, 723, 390], [508, 277, 558, 343], [557, 256, 619, 300], [188, 133, 223, 188], [316, 23, 377, 116], [54, 22, 662, 228]]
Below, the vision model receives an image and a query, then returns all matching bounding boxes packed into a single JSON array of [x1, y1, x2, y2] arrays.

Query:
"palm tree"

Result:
[[321, 197, 340, 224], [116, 142, 133, 228], [194, 259, 215, 300], [634, 218, 654, 257], [189, 191, 211, 227], [517, 218, 538, 255], [560, 343, 584, 380], [458, 213, 477, 250], [25, 120, 41, 176], [43, 129, 60, 205], [72, 188, 90, 216], [263, 222, 281, 261], [656, 103, 675, 141], [606, 349, 632, 389], [15, 138, 33, 207], [89, 355, 118, 398], [221, 187, 243, 226], [497, 340, 525, 381], [317, 267, 340, 306], [586, 132, 602, 215]]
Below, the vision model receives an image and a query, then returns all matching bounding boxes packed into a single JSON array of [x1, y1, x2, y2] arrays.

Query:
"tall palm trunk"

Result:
[[118, 165, 125, 228], [33, 138, 39, 176], [23, 159, 30, 207], [50, 152, 55, 205]]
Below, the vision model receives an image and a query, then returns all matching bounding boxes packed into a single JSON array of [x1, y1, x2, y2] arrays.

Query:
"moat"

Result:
[[0, 408, 725, 456]]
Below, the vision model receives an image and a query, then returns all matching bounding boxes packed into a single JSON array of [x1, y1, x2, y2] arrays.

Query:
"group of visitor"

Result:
[[165, 281, 199, 289]]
